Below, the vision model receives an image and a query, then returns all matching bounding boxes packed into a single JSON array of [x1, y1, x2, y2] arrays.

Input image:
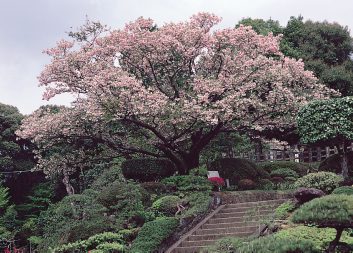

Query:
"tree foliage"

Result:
[[18, 14, 334, 176], [297, 97, 353, 177]]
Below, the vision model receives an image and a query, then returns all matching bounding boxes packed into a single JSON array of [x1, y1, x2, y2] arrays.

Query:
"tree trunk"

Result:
[[327, 227, 343, 253], [339, 142, 349, 179], [181, 152, 200, 174], [63, 172, 75, 195]]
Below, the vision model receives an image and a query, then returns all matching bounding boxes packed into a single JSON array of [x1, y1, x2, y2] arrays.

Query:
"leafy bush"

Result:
[[37, 193, 112, 251], [276, 226, 353, 252], [90, 162, 124, 190], [181, 192, 211, 219], [130, 217, 178, 253], [209, 158, 269, 185], [270, 168, 299, 179], [206, 237, 245, 253], [319, 151, 353, 177], [258, 161, 314, 176], [96, 181, 149, 210], [332, 186, 353, 195], [275, 201, 295, 219], [292, 194, 353, 227], [236, 234, 320, 253], [294, 172, 343, 193], [140, 182, 175, 195], [190, 165, 208, 177], [237, 179, 256, 190], [257, 179, 275, 190], [152, 195, 180, 216], [52, 232, 125, 253], [161, 175, 212, 192], [291, 195, 353, 253], [122, 158, 176, 182]]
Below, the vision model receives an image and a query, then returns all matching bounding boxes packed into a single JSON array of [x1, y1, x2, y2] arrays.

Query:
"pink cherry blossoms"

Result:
[[18, 13, 337, 175]]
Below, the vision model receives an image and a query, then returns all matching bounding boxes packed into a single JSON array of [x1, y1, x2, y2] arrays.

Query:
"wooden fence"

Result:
[[235, 143, 353, 163]]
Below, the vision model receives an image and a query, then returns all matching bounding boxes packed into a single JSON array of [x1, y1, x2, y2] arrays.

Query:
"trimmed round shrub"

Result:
[[206, 236, 245, 253], [270, 168, 299, 179], [236, 234, 320, 253], [96, 181, 150, 210], [319, 151, 353, 177], [291, 195, 353, 251], [271, 176, 285, 184], [294, 172, 343, 193], [209, 158, 269, 185], [332, 186, 353, 195], [257, 179, 275, 190], [140, 182, 175, 195], [130, 217, 178, 253], [161, 175, 212, 192], [237, 179, 256, 190], [152, 195, 180, 216], [122, 158, 176, 182], [276, 226, 353, 252], [258, 161, 314, 176], [292, 194, 353, 228]]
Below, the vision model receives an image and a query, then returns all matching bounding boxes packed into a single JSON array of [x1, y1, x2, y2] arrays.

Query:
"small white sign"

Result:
[[207, 171, 220, 178]]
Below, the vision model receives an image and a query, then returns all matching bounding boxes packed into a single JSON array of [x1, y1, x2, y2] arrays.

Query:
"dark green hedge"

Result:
[[209, 158, 269, 185], [257, 161, 314, 177], [122, 158, 176, 182], [319, 151, 353, 177]]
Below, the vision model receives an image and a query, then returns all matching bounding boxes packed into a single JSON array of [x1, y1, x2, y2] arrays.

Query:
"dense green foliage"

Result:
[[206, 236, 245, 253], [152, 195, 180, 216], [257, 161, 313, 176], [161, 175, 212, 192], [180, 192, 211, 219], [275, 201, 295, 220], [52, 232, 126, 253], [236, 234, 320, 253], [130, 217, 178, 253], [276, 226, 353, 251], [122, 158, 176, 182], [294, 172, 343, 193], [209, 158, 269, 185], [319, 152, 353, 177], [292, 194, 353, 228], [297, 97, 353, 178], [270, 168, 299, 179], [298, 97, 353, 144], [332, 186, 353, 195]]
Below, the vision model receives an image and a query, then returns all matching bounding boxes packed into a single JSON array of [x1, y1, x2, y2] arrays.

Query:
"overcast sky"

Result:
[[1, 0, 352, 114]]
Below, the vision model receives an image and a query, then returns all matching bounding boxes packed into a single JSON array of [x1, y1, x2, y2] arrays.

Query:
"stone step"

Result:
[[213, 209, 274, 219], [207, 214, 271, 224], [226, 199, 289, 208], [225, 198, 288, 208], [181, 239, 216, 247], [193, 225, 258, 236], [187, 231, 253, 241], [202, 220, 260, 229], [172, 246, 206, 253]]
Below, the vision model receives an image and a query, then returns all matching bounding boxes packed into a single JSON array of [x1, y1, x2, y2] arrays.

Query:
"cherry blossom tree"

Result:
[[18, 13, 336, 176]]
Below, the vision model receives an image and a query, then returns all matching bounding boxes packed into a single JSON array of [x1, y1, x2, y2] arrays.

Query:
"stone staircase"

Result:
[[167, 198, 288, 253]]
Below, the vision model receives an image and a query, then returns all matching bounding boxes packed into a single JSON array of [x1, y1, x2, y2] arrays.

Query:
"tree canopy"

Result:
[[18, 13, 334, 177], [297, 97, 353, 178]]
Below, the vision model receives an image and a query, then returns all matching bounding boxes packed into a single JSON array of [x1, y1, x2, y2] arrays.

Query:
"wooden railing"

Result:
[[235, 143, 353, 163]]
